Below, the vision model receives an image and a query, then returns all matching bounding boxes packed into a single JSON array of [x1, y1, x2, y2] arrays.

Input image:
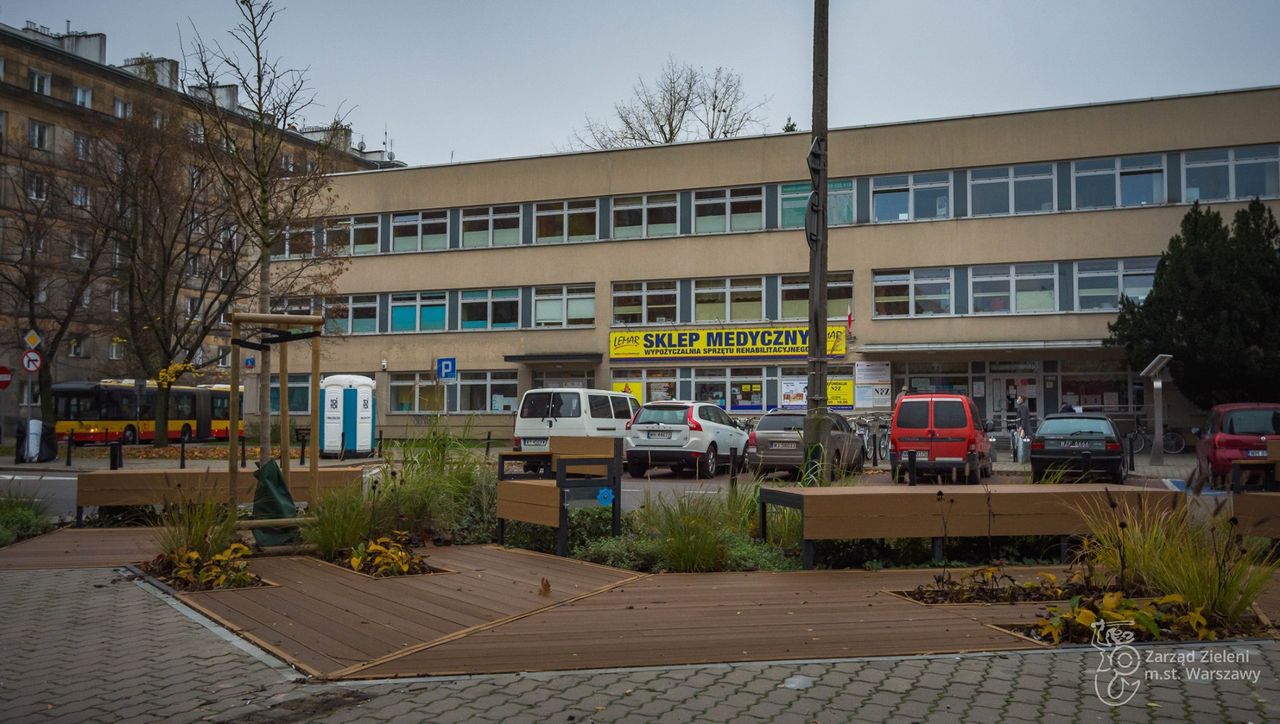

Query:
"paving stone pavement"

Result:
[[3, 567, 1280, 723]]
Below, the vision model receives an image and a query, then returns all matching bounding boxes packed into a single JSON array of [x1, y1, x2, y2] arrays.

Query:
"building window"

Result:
[[1075, 258, 1158, 311], [456, 370, 518, 412], [113, 98, 132, 119], [779, 271, 854, 320], [109, 338, 125, 360], [71, 235, 87, 259], [692, 367, 765, 412], [71, 185, 89, 209], [185, 297, 202, 318], [872, 172, 950, 222], [26, 174, 48, 202], [612, 193, 678, 239], [389, 372, 444, 413], [535, 200, 597, 243], [216, 345, 231, 368], [969, 164, 1055, 216], [460, 288, 519, 330], [72, 85, 93, 108], [28, 120, 51, 150], [1073, 155, 1166, 210], [534, 284, 594, 328], [873, 268, 953, 317], [780, 179, 855, 228], [611, 368, 676, 405], [110, 289, 120, 312], [326, 216, 379, 255], [461, 205, 520, 248], [1184, 145, 1280, 202], [693, 186, 763, 234], [970, 263, 1057, 314], [271, 226, 314, 259], [324, 294, 378, 334], [68, 338, 86, 358], [611, 280, 678, 326], [391, 210, 448, 252], [73, 132, 92, 160], [29, 70, 50, 95], [532, 370, 596, 389], [389, 291, 447, 332], [269, 374, 310, 414], [693, 277, 764, 322]]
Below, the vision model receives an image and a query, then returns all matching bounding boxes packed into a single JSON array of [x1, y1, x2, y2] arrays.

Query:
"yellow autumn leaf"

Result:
[[1037, 572, 1058, 586], [1074, 608, 1098, 627], [1154, 593, 1185, 606], [1101, 591, 1123, 612]]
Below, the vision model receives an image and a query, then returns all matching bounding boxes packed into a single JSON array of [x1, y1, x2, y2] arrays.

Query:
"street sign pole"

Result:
[[802, 0, 831, 483]]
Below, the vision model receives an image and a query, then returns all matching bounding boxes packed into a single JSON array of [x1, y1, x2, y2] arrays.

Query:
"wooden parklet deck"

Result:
[[0, 528, 158, 570]]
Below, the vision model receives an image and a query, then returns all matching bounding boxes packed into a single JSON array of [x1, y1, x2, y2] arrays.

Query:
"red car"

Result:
[[889, 393, 995, 484], [1193, 403, 1280, 483]]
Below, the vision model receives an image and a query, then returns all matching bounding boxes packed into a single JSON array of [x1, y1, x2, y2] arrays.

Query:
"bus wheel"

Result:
[[121, 426, 138, 446], [180, 424, 192, 442]]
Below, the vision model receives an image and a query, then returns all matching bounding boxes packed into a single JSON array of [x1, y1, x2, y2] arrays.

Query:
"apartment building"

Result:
[[0, 20, 395, 425], [261, 85, 1280, 439]]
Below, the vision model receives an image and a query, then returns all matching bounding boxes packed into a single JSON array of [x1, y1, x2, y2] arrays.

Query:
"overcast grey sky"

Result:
[[7, 1, 1279, 166]]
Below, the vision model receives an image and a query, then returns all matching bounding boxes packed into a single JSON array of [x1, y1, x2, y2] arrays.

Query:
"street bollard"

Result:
[[1127, 433, 1136, 472], [239, 434, 247, 469], [485, 430, 492, 458], [179, 438, 187, 469], [65, 433, 73, 467], [870, 433, 879, 467], [729, 447, 739, 490], [109, 440, 122, 470], [377, 430, 384, 458], [14, 425, 22, 465], [299, 437, 306, 466], [907, 450, 918, 486]]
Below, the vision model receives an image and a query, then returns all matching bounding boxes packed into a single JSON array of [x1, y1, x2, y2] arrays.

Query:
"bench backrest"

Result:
[[76, 467, 365, 507], [549, 436, 618, 476]]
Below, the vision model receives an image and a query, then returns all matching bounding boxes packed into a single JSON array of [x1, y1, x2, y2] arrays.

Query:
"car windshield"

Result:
[[635, 405, 688, 425], [896, 400, 929, 429], [1224, 409, 1280, 436], [757, 414, 805, 432], [519, 392, 580, 418], [1037, 418, 1113, 436]]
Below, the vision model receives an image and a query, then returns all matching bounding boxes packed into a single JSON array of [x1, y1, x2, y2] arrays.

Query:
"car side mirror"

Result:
[[1191, 427, 1201, 438]]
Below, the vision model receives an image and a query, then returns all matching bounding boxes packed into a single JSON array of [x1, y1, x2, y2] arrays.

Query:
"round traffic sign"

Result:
[[21, 350, 42, 373], [0, 366, 10, 390]]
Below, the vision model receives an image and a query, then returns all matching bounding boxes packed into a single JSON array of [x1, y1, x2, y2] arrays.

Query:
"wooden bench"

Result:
[[759, 484, 1179, 569], [496, 438, 623, 556]]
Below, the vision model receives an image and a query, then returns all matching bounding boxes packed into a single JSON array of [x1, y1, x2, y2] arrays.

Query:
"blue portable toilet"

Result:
[[318, 374, 376, 457]]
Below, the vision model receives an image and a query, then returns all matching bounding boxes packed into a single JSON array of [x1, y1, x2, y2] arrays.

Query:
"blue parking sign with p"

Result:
[[436, 357, 457, 382]]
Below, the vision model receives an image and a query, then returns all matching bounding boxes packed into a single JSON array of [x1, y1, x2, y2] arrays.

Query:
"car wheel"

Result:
[[121, 425, 138, 446], [699, 445, 718, 479], [851, 446, 866, 473], [627, 460, 648, 478], [828, 452, 842, 482], [1112, 465, 1126, 484], [967, 454, 980, 484], [1030, 465, 1044, 483]]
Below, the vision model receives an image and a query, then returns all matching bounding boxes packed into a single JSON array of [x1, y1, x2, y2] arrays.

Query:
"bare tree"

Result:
[[573, 57, 767, 149], [78, 100, 258, 446], [184, 0, 349, 460], [0, 146, 116, 424]]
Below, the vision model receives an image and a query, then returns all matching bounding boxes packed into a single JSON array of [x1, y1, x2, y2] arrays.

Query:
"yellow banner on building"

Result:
[[828, 379, 854, 407], [609, 327, 845, 360]]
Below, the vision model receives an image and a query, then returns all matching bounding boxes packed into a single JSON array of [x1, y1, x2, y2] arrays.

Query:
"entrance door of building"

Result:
[[988, 375, 1041, 438]]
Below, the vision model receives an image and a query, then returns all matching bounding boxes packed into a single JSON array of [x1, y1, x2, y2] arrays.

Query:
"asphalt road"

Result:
[[0, 472, 79, 521]]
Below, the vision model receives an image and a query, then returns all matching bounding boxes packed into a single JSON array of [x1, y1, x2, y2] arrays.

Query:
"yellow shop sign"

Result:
[[609, 327, 845, 360]]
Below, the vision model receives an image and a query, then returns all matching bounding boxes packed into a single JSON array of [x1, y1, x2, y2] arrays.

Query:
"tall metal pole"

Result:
[[803, 0, 831, 482]]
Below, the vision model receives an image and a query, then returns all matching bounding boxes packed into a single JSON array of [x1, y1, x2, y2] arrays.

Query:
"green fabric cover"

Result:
[[252, 458, 300, 547]]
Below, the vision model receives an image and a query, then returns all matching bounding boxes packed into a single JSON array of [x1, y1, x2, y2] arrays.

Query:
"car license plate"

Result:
[[1247, 449, 1266, 458], [523, 438, 548, 447], [904, 450, 928, 461], [772, 442, 797, 450], [647, 431, 671, 439]]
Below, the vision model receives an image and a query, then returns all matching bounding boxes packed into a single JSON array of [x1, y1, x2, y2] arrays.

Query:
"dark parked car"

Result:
[[1029, 413, 1126, 483], [746, 410, 864, 481], [1193, 403, 1280, 485]]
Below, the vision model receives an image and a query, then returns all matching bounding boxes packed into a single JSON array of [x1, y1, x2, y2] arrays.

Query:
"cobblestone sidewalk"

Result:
[[2, 568, 1278, 723]]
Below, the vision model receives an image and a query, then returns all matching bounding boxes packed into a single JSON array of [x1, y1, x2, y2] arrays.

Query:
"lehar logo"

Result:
[[1092, 619, 1142, 707]]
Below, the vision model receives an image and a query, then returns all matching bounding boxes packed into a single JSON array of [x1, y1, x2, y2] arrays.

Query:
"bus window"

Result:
[[139, 389, 156, 418], [58, 392, 99, 420], [104, 390, 137, 420], [211, 393, 230, 420], [172, 392, 196, 420]]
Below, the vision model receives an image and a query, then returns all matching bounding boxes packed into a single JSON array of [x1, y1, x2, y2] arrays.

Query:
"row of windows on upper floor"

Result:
[[290, 257, 1156, 336], [270, 144, 1280, 258]]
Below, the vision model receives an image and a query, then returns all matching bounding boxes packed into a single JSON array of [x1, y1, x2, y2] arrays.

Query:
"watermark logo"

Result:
[[1092, 619, 1141, 707]]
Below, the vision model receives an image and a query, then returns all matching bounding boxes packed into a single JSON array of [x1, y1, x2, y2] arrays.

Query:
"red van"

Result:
[[1193, 403, 1280, 484], [889, 393, 995, 484]]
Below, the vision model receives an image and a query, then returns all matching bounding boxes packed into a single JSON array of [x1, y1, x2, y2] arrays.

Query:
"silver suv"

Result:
[[625, 401, 750, 478], [747, 410, 865, 481]]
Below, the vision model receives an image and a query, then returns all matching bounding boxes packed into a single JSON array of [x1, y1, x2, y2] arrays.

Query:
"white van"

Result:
[[513, 388, 640, 452]]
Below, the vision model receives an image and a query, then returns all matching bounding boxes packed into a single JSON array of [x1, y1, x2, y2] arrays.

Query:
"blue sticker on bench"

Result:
[[596, 487, 614, 507]]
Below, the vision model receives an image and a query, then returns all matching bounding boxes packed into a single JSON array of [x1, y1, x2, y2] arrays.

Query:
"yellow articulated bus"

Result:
[[52, 379, 243, 445]]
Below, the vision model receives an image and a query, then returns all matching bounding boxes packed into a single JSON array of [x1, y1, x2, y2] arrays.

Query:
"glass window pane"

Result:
[[492, 217, 520, 246], [1185, 165, 1229, 202], [971, 167, 1008, 181], [1075, 174, 1116, 209], [1014, 277, 1055, 312], [730, 199, 762, 231], [873, 190, 909, 222], [352, 306, 377, 333], [462, 301, 488, 329], [1077, 275, 1119, 310], [567, 210, 596, 241], [828, 190, 854, 226], [647, 204, 677, 236], [695, 203, 726, 234], [420, 304, 445, 331], [1013, 163, 1053, 177], [536, 213, 564, 243], [913, 282, 951, 315], [1235, 144, 1280, 160], [781, 288, 807, 319], [1076, 158, 1115, 173], [781, 194, 806, 228], [873, 175, 909, 188], [613, 208, 643, 238], [462, 219, 489, 247], [729, 288, 762, 320], [492, 300, 519, 328], [1120, 170, 1164, 206], [874, 283, 910, 316], [566, 297, 594, 325], [352, 227, 378, 255], [421, 221, 447, 250], [972, 279, 1011, 313], [913, 171, 950, 185], [390, 305, 416, 331], [970, 180, 1009, 215], [1123, 274, 1154, 303], [392, 224, 418, 252], [1120, 155, 1162, 170], [534, 298, 562, 326], [1013, 177, 1055, 213], [695, 291, 724, 321], [647, 292, 677, 324], [1235, 162, 1279, 199], [1185, 149, 1228, 164]]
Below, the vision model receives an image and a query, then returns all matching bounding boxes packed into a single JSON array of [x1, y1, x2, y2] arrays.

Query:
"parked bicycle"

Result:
[[849, 413, 891, 463], [1129, 416, 1186, 455]]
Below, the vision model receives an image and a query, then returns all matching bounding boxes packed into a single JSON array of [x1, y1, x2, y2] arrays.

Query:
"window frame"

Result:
[[455, 370, 519, 413], [1071, 155, 1167, 210], [611, 193, 679, 239], [692, 185, 764, 234], [610, 280, 680, 326], [779, 271, 854, 321], [388, 372, 445, 414], [323, 294, 379, 335], [28, 119, 51, 151], [1073, 257, 1159, 312], [533, 284, 595, 329], [779, 179, 856, 228], [388, 291, 448, 333], [968, 262, 1058, 315], [968, 163, 1057, 217], [112, 98, 132, 119], [692, 276, 765, 323], [872, 267, 955, 318], [461, 205, 521, 249], [459, 288, 521, 331], [1182, 145, 1280, 203], [29, 70, 51, 95], [390, 209, 449, 253], [534, 199, 598, 244], [871, 172, 952, 223]]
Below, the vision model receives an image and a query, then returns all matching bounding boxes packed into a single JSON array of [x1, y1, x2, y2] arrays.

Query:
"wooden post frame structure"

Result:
[[228, 312, 324, 510]]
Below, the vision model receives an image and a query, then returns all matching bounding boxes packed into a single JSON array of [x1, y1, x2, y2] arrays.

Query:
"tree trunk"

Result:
[[37, 361, 54, 423], [153, 386, 170, 448], [257, 249, 272, 462]]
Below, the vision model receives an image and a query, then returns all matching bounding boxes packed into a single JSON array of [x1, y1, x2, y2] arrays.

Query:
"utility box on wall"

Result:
[[318, 374, 376, 457]]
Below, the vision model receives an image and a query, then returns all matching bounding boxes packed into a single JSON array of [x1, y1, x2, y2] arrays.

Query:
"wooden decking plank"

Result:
[[241, 585, 428, 656], [0, 528, 158, 570], [181, 590, 354, 674]]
